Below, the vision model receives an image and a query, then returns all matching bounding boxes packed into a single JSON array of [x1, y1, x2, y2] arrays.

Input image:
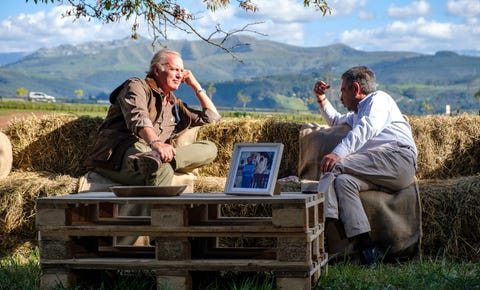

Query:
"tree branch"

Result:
[[27, 0, 331, 61]]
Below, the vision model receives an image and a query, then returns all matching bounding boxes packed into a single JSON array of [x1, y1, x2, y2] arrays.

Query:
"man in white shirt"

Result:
[[314, 66, 417, 267]]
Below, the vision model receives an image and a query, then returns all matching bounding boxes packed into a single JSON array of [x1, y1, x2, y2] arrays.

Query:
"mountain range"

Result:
[[0, 35, 479, 115]]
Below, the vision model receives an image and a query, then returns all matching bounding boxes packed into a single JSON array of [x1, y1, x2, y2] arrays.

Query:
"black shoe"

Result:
[[149, 237, 156, 246], [361, 246, 384, 268]]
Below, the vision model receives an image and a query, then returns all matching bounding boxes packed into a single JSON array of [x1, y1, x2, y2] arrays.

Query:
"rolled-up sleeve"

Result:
[[182, 105, 222, 127], [116, 79, 154, 134]]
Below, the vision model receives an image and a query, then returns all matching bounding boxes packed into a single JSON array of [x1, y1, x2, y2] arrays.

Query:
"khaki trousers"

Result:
[[94, 140, 217, 245], [318, 142, 416, 238], [95, 140, 217, 186]]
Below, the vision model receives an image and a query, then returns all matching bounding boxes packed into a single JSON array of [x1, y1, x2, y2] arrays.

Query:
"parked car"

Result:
[[28, 92, 56, 103]]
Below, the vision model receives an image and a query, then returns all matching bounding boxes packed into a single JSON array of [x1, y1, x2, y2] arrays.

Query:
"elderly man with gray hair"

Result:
[[86, 48, 220, 187], [84, 49, 221, 244]]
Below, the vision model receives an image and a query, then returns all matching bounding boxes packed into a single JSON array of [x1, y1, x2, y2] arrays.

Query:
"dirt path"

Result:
[[0, 112, 47, 129]]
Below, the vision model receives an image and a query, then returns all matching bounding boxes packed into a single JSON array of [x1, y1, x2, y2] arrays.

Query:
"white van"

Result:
[[28, 92, 56, 103]]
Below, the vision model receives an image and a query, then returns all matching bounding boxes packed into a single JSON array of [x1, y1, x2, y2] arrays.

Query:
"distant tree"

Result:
[[74, 89, 84, 99], [16, 87, 28, 97], [28, 0, 331, 59], [475, 89, 480, 100], [237, 91, 251, 111], [421, 101, 433, 113], [207, 83, 216, 100]]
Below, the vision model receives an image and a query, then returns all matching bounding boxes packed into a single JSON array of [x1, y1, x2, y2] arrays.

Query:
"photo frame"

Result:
[[224, 143, 284, 196]]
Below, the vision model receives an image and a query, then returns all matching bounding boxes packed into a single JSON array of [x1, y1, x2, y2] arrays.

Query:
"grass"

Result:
[[0, 101, 110, 118], [0, 248, 40, 290], [315, 258, 480, 289], [0, 100, 325, 123], [1, 248, 479, 290]]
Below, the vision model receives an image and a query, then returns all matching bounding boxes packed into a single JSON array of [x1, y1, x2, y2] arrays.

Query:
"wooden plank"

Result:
[[308, 203, 319, 229], [68, 204, 98, 224], [276, 276, 311, 290], [272, 205, 307, 228], [155, 237, 190, 260], [39, 258, 318, 272], [38, 224, 315, 237], [190, 247, 276, 260], [36, 207, 66, 227], [151, 205, 185, 227], [39, 237, 72, 260], [40, 268, 76, 289], [277, 237, 312, 262], [156, 271, 191, 290], [36, 192, 320, 206]]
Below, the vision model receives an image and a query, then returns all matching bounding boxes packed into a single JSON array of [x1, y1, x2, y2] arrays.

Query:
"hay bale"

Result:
[[0, 170, 78, 250], [197, 118, 302, 178], [1, 112, 480, 261], [410, 114, 480, 179], [0, 131, 12, 179], [5, 113, 480, 181], [4, 114, 103, 177], [194, 176, 226, 193], [418, 175, 480, 261]]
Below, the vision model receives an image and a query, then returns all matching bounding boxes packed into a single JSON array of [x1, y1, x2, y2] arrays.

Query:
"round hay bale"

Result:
[[0, 131, 12, 179]]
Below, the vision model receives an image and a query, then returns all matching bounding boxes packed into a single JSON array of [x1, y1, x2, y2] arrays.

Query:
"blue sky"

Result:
[[0, 0, 479, 54]]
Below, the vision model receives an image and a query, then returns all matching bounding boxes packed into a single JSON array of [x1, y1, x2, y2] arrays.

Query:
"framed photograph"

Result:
[[224, 143, 284, 196]]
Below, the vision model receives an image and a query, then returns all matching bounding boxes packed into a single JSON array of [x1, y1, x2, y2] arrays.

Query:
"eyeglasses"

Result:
[[160, 63, 184, 74]]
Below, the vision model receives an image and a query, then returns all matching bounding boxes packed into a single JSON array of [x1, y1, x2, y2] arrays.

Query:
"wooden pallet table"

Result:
[[36, 192, 327, 289]]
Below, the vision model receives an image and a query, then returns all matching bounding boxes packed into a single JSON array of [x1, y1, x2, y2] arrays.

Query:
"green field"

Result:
[[0, 100, 324, 123]]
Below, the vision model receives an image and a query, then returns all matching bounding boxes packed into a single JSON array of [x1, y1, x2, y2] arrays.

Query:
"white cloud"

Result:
[[182, 0, 318, 48], [447, 0, 480, 18], [1, 0, 479, 55], [359, 11, 375, 20], [329, 0, 367, 16], [388, 0, 430, 19], [0, 6, 134, 52], [339, 17, 479, 53], [256, 21, 305, 45], [250, 0, 319, 23]]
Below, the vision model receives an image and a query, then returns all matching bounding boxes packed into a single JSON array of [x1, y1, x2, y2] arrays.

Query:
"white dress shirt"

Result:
[[320, 90, 418, 159]]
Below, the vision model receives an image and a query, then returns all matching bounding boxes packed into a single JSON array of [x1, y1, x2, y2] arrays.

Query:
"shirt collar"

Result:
[[145, 76, 175, 103]]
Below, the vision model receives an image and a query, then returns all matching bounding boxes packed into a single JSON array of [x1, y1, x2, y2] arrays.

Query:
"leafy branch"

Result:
[[27, 0, 331, 60]]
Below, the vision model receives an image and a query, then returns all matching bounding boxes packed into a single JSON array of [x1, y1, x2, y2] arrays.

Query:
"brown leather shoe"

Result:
[[128, 151, 162, 175]]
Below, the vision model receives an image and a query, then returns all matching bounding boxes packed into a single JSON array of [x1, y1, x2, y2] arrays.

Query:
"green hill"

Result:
[[0, 35, 479, 114]]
